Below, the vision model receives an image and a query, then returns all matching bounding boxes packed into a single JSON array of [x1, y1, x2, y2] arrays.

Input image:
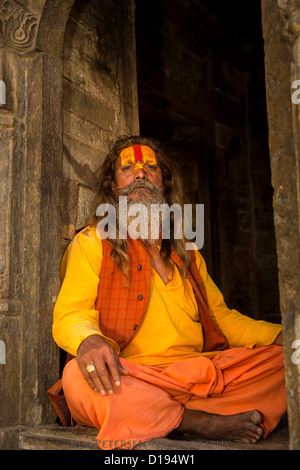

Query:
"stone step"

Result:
[[18, 425, 98, 450], [17, 423, 290, 451]]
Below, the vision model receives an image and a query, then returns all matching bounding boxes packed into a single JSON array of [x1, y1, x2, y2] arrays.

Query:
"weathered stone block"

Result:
[[61, 178, 78, 241], [63, 44, 119, 106], [63, 80, 116, 132], [0, 141, 10, 276], [63, 135, 101, 188], [76, 185, 95, 228], [0, 314, 22, 426]]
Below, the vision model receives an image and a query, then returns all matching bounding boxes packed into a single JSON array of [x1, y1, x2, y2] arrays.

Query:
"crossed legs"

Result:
[[62, 345, 286, 449]]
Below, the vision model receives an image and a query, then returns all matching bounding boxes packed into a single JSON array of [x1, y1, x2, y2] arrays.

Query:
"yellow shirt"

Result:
[[52, 226, 282, 365]]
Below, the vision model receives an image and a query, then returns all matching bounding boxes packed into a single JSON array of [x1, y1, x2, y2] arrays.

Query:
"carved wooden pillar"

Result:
[[0, 0, 140, 449], [262, 0, 300, 449], [0, 0, 75, 435]]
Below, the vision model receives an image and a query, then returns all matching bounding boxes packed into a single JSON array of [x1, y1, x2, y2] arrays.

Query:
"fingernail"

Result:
[[115, 380, 121, 387], [100, 390, 106, 396], [108, 389, 113, 395]]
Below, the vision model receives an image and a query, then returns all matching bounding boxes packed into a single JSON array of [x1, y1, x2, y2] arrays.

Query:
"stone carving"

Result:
[[278, 0, 300, 40], [0, 0, 38, 53]]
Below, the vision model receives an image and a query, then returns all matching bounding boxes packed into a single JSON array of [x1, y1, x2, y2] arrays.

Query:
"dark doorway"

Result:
[[135, 0, 280, 323]]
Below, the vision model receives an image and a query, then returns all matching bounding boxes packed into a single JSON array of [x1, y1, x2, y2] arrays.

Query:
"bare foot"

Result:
[[176, 409, 264, 444]]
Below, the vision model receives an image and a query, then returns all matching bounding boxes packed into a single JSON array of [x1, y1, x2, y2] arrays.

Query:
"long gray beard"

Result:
[[115, 181, 167, 244]]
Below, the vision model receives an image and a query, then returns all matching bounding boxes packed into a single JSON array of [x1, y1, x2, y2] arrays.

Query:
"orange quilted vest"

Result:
[[97, 239, 229, 352]]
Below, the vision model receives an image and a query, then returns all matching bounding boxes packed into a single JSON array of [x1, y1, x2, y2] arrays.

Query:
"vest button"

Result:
[[133, 324, 138, 330], [137, 294, 143, 300], [137, 264, 142, 270]]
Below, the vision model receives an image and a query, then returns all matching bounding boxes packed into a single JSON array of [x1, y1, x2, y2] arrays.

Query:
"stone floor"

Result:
[[15, 416, 289, 451]]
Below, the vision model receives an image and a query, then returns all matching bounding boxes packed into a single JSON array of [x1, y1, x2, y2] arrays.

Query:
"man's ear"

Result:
[[111, 180, 116, 192]]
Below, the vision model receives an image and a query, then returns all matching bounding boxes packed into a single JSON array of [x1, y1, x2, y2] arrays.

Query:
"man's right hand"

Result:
[[76, 334, 129, 395]]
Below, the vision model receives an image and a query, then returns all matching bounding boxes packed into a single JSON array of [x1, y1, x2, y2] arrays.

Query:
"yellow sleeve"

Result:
[[52, 225, 119, 356], [194, 250, 282, 348]]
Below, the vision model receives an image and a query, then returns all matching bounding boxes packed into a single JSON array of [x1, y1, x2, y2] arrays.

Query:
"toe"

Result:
[[251, 410, 262, 425]]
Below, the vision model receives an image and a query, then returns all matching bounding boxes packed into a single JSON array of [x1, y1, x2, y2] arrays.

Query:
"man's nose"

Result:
[[134, 167, 148, 179]]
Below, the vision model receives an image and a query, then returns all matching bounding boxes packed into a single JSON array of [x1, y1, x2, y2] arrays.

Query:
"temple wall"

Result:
[[0, 0, 138, 442], [261, 0, 300, 449]]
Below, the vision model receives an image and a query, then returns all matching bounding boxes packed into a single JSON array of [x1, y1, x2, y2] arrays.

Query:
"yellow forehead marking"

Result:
[[120, 145, 157, 171]]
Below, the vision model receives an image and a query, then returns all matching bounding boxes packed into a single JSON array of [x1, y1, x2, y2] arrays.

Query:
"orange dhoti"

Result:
[[62, 345, 286, 449]]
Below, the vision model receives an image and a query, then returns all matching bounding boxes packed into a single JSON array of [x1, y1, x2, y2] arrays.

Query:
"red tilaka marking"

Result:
[[133, 145, 143, 162]]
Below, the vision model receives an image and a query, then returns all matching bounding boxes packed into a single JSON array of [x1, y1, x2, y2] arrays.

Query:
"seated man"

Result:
[[52, 135, 286, 449]]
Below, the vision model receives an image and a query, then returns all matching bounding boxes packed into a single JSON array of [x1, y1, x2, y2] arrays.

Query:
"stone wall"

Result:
[[61, 0, 139, 253], [0, 0, 139, 440], [261, 0, 300, 450], [135, 0, 280, 322]]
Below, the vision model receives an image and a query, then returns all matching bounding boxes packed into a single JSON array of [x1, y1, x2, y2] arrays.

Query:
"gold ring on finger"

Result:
[[86, 364, 95, 373]]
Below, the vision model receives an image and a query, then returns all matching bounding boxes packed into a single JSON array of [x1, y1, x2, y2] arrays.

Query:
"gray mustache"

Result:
[[116, 180, 161, 195]]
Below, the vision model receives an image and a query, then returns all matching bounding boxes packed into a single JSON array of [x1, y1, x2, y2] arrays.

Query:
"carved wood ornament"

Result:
[[0, 0, 38, 53]]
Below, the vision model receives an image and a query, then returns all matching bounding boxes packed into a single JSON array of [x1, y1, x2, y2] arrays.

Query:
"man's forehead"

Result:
[[119, 145, 157, 164]]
